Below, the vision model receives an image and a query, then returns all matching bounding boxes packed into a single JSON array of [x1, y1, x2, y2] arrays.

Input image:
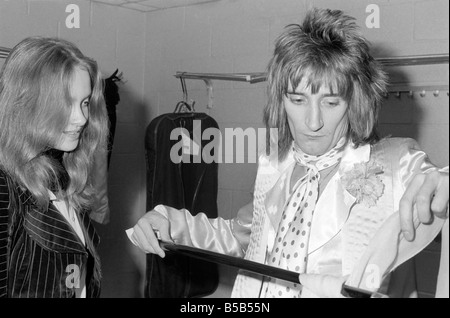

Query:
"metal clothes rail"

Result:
[[0, 47, 11, 59], [175, 54, 449, 108]]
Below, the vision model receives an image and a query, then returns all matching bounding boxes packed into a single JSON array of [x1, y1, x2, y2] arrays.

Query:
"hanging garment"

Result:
[[104, 69, 121, 168], [90, 147, 110, 224], [144, 112, 219, 298], [89, 70, 121, 224]]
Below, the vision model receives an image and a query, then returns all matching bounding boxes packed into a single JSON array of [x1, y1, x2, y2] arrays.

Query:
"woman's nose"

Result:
[[71, 104, 88, 126], [306, 103, 324, 131]]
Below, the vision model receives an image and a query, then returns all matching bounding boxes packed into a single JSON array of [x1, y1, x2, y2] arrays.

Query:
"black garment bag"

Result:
[[144, 108, 220, 298]]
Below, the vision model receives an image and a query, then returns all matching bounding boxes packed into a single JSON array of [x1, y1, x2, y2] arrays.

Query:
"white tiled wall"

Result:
[[0, 0, 448, 298]]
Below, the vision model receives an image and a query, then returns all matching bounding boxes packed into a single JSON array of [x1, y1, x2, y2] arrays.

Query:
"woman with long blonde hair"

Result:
[[0, 36, 108, 298]]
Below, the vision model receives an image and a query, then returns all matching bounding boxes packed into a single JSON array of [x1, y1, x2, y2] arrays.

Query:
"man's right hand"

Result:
[[131, 210, 173, 258]]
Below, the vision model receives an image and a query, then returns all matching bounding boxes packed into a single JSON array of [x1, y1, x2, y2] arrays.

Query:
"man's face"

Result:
[[284, 78, 349, 156]]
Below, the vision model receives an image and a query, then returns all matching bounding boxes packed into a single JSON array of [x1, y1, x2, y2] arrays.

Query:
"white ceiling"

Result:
[[91, 0, 221, 12]]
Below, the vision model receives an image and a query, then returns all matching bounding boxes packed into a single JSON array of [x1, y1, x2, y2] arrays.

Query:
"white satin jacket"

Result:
[[154, 138, 448, 298]]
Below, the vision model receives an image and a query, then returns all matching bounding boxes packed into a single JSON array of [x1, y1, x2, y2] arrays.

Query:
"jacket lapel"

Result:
[[263, 152, 296, 232], [79, 208, 100, 249], [20, 190, 87, 254], [232, 151, 294, 297], [307, 143, 371, 255], [79, 208, 102, 291]]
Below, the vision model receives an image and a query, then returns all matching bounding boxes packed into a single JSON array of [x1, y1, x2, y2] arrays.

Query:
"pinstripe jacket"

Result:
[[0, 169, 101, 298]]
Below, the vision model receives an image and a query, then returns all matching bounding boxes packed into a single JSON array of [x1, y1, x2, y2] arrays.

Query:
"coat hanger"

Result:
[[108, 69, 123, 82], [174, 75, 196, 113]]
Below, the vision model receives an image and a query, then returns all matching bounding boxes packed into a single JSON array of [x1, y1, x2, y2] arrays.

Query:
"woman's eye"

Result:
[[82, 100, 90, 107]]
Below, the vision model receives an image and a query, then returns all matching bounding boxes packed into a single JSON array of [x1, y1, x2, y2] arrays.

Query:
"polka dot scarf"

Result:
[[263, 138, 345, 297]]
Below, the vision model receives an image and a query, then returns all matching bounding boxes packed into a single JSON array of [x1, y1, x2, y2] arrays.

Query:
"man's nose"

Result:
[[306, 103, 324, 131]]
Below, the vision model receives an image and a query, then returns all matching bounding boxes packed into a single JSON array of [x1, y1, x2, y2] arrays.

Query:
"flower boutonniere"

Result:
[[340, 159, 385, 207]]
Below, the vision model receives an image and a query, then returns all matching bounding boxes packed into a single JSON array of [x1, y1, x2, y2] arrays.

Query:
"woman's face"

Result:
[[284, 77, 349, 156], [54, 67, 91, 152]]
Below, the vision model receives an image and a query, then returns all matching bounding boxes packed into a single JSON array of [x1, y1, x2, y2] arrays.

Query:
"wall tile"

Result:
[[231, 190, 253, 218], [108, 153, 144, 187], [218, 161, 257, 191], [372, 39, 449, 57], [217, 189, 232, 219], [208, 88, 266, 124], [415, 124, 449, 168], [379, 96, 415, 124], [412, 93, 450, 125], [82, 1, 118, 62], [179, 19, 212, 59], [415, 0, 449, 40], [144, 25, 164, 62], [144, 57, 163, 94], [141, 90, 159, 127], [156, 56, 183, 91], [211, 18, 270, 58], [112, 122, 143, 154], [146, 6, 185, 32], [26, 0, 65, 38], [0, 0, 31, 47]]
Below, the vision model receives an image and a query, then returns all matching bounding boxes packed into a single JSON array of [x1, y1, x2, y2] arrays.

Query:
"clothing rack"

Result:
[[2, 47, 448, 103], [377, 53, 449, 67], [175, 72, 267, 84], [0, 47, 10, 59], [175, 53, 449, 108]]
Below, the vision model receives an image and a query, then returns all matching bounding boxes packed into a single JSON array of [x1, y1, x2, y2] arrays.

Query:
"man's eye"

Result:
[[323, 99, 340, 107], [288, 95, 306, 104]]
